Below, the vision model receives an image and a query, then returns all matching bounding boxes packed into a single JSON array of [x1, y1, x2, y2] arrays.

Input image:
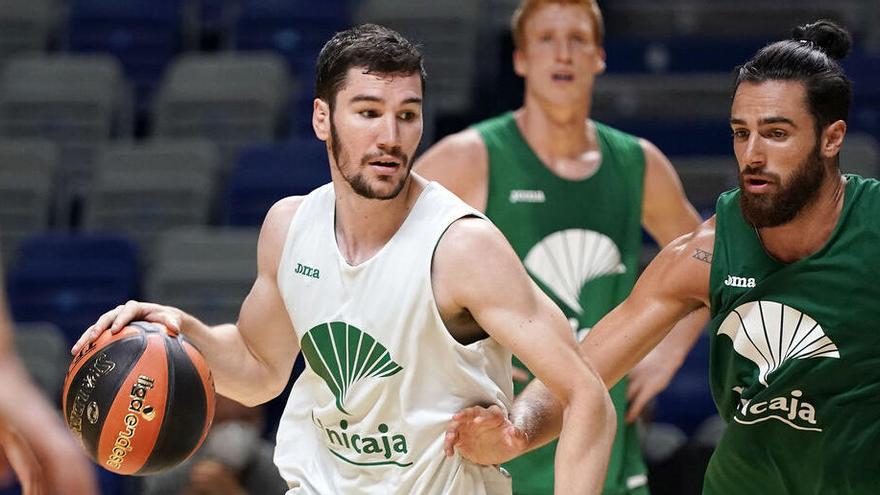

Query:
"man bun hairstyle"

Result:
[[315, 24, 427, 110], [735, 19, 852, 133], [791, 20, 852, 61]]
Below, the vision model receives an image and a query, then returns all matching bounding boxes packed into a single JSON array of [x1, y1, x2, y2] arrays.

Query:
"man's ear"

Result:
[[595, 47, 606, 75], [821, 120, 847, 160], [513, 48, 527, 78], [313, 98, 331, 141]]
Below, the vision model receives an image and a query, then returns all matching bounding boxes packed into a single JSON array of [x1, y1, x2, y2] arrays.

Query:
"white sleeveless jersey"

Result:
[[274, 182, 514, 494]]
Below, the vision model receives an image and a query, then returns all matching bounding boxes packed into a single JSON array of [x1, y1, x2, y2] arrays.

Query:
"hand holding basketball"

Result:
[[72, 300, 185, 356]]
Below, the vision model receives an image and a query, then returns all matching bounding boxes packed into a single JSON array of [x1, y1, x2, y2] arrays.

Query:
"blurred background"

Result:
[[0, 0, 876, 493]]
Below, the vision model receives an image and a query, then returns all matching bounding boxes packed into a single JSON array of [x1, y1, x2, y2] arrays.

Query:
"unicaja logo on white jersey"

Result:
[[718, 300, 839, 432], [724, 274, 756, 288], [301, 322, 412, 467], [509, 189, 546, 203], [301, 322, 403, 415]]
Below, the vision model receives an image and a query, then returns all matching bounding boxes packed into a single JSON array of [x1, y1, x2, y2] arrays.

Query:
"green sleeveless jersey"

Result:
[[705, 175, 880, 494], [474, 112, 648, 495]]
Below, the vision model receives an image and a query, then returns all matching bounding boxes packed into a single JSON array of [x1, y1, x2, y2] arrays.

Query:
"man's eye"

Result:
[[359, 110, 379, 118]]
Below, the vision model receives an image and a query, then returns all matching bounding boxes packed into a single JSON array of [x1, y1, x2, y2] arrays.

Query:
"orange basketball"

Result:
[[62, 321, 215, 475]]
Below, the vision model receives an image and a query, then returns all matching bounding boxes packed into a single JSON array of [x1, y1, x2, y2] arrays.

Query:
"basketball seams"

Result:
[[182, 338, 215, 455], [139, 332, 210, 474], [63, 326, 143, 418], [94, 330, 169, 475], [63, 330, 147, 460]]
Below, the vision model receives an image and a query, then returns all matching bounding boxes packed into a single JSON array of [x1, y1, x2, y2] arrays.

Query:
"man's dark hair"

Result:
[[734, 20, 853, 134], [315, 24, 427, 109]]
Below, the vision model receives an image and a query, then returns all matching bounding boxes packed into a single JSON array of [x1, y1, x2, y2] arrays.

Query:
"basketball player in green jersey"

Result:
[[445, 20, 880, 493], [73, 24, 616, 494], [416, 1, 707, 493]]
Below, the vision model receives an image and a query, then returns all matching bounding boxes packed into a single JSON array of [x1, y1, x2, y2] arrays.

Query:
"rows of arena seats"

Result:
[[0, 1, 878, 494]]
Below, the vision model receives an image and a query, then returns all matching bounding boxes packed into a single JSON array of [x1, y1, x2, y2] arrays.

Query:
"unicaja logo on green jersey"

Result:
[[718, 301, 839, 432], [524, 229, 625, 334], [301, 322, 403, 415]]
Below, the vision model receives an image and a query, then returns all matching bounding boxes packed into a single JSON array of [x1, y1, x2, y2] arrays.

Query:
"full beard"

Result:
[[739, 144, 827, 228], [330, 119, 412, 201]]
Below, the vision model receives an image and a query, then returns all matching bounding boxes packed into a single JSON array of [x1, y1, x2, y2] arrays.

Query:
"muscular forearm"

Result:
[[180, 318, 285, 406], [510, 376, 615, 494], [553, 382, 616, 494]]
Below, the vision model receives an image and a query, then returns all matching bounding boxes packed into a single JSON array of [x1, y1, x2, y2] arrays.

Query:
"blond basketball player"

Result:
[[73, 24, 614, 494]]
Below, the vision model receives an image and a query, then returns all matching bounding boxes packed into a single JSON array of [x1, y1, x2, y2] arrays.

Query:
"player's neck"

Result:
[[515, 96, 602, 180], [756, 174, 847, 264], [333, 174, 425, 266]]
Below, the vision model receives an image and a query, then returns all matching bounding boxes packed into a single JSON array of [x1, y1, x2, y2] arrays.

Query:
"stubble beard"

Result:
[[329, 117, 412, 201]]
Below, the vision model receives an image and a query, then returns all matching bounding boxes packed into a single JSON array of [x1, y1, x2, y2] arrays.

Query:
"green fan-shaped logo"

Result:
[[301, 322, 403, 414]]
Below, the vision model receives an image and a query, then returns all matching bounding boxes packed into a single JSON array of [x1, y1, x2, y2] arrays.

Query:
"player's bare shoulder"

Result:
[[414, 129, 489, 210], [258, 196, 306, 274], [431, 216, 526, 305]]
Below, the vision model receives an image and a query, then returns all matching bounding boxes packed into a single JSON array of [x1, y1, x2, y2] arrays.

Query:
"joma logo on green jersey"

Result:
[[295, 262, 320, 279], [301, 322, 403, 414]]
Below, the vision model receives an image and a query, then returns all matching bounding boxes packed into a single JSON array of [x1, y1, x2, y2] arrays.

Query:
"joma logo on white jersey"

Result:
[[509, 189, 546, 203], [724, 275, 756, 288]]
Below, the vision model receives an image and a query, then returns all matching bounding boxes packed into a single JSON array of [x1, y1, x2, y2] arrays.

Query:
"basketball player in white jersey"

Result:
[[72, 24, 615, 494]]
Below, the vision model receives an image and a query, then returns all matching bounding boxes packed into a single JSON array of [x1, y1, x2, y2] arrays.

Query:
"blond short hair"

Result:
[[511, 0, 604, 49]]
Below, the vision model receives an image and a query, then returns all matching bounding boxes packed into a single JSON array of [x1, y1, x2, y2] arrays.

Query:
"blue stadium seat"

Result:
[[604, 37, 765, 74], [611, 120, 732, 157], [232, 0, 351, 81], [6, 232, 140, 344], [67, 0, 185, 111], [846, 51, 880, 135], [286, 93, 316, 139], [224, 139, 330, 226], [653, 333, 717, 436]]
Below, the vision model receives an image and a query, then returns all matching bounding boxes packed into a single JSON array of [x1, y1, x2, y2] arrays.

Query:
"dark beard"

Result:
[[329, 118, 411, 200], [739, 144, 826, 228]]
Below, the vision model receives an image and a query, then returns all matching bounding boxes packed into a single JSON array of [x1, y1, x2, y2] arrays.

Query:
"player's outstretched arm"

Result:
[[447, 219, 715, 469], [71, 197, 303, 407], [434, 217, 616, 495]]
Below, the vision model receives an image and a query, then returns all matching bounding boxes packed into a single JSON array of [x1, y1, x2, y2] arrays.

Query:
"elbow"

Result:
[[220, 374, 287, 408], [566, 372, 617, 440]]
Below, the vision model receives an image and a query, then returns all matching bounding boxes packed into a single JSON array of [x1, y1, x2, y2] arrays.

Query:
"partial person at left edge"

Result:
[[0, 239, 99, 495]]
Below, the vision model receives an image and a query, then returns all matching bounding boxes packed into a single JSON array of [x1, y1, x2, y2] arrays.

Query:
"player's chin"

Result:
[[370, 177, 408, 200]]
